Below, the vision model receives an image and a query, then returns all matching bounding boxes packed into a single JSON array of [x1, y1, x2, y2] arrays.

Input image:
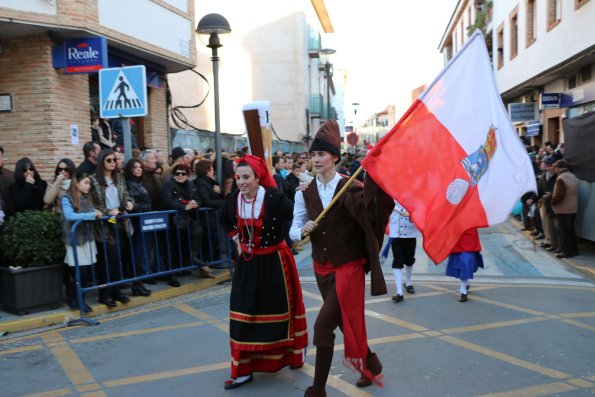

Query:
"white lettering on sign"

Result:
[[141, 216, 168, 232], [68, 46, 99, 60]]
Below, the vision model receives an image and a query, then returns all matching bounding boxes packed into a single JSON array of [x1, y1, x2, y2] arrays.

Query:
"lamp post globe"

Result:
[[196, 13, 231, 185]]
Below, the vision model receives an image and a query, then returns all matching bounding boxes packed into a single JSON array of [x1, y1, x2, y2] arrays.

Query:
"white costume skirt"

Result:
[[64, 241, 98, 267]]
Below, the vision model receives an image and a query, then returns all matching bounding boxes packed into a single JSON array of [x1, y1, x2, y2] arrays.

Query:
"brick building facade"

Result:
[[0, 0, 195, 179]]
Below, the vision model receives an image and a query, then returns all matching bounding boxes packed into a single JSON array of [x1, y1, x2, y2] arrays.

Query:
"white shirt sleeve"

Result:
[[290, 190, 308, 242]]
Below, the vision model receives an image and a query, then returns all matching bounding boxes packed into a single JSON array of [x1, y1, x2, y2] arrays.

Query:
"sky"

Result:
[[324, 0, 459, 123]]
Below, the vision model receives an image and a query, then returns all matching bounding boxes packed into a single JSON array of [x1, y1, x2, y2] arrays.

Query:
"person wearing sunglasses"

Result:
[[9, 157, 47, 213], [44, 158, 77, 214], [90, 150, 135, 307], [161, 163, 213, 280]]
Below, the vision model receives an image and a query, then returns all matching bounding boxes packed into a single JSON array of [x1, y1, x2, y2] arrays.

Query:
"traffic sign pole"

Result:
[[121, 117, 132, 162]]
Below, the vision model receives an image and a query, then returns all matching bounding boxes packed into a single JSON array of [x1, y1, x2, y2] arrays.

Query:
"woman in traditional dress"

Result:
[[445, 228, 484, 302], [220, 154, 308, 390]]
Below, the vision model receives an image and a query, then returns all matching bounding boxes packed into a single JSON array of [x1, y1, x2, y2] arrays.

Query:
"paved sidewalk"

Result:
[[0, 270, 231, 335]]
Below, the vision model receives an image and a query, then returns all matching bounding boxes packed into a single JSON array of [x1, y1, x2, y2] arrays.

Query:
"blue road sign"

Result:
[[99, 65, 147, 118]]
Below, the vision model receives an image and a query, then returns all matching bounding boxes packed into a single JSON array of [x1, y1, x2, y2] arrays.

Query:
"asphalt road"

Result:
[[1, 221, 594, 397]]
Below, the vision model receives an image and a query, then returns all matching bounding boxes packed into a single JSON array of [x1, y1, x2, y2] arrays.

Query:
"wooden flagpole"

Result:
[[296, 165, 364, 246]]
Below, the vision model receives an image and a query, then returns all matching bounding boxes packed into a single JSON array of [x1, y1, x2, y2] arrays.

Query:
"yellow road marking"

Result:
[[174, 303, 228, 333], [21, 388, 73, 397], [75, 383, 101, 392], [300, 362, 374, 397], [439, 335, 569, 379], [560, 311, 595, 318], [0, 344, 43, 356], [42, 333, 96, 386], [567, 377, 595, 388], [476, 381, 576, 397], [70, 321, 204, 344], [560, 319, 595, 332], [468, 295, 547, 316], [365, 309, 429, 332], [80, 392, 107, 397], [574, 266, 595, 276], [440, 317, 548, 334], [368, 333, 427, 345], [103, 361, 229, 387]]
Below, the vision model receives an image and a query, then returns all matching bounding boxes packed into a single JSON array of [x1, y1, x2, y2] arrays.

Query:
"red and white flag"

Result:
[[362, 31, 536, 263]]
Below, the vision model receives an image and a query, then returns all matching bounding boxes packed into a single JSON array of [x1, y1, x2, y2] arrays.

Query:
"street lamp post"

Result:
[[196, 13, 231, 185], [320, 48, 335, 121]]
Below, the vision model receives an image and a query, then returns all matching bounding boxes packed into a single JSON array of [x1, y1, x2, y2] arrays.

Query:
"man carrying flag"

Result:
[[362, 30, 537, 264], [290, 120, 392, 396]]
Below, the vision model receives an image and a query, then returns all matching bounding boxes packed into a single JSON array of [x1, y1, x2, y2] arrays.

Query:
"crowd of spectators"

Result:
[[0, 138, 243, 309], [519, 139, 580, 259]]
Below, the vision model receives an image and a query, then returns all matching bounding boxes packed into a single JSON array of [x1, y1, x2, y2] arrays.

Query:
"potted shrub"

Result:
[[0, 210, 65, 315]]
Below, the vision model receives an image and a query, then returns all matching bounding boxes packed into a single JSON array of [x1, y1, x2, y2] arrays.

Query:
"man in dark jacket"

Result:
[[77, 142, 101, 175], [194, 159, 224, 262], [290, 121, 392, 396], [140, 149, 162, 210]]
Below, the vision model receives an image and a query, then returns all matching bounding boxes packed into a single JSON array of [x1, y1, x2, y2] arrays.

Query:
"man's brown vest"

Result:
[[303, 177, 366, 266]]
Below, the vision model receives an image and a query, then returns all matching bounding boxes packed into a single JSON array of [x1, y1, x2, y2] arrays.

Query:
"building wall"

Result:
[[0, 34, 90, 177], [145, 84, 169, 150], [0, 0, 197, 176], [168, 0, 328, 144], [0, 0, 196, 65], [493, 0, 594, 93]]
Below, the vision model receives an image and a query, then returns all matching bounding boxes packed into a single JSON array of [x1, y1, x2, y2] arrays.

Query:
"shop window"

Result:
[[525, 0, 537, 47], [496, 23, 504, 69], [547, 0, 561, 31], [510, 7, 519, 60], [575, 0, 590, 10]]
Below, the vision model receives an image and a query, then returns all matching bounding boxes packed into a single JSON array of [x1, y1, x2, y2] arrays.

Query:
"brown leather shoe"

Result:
[[199, 266, 215, 278], [356, 352, 383, 387], [304, 386, 327, 397]]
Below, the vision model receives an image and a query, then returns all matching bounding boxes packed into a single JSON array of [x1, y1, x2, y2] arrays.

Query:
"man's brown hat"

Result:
[[310, 120, 341, 157]]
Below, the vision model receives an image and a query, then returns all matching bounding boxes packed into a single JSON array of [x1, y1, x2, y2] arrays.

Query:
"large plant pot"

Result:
[[0, 264, 64, 315]]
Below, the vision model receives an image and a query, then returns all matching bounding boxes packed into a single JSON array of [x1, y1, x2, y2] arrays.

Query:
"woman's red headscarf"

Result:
[[236, 154, 277, 189]]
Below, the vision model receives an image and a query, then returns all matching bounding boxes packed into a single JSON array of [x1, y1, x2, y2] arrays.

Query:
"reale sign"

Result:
[[64, 37, 108, 74], [539, 93, 561, 110]]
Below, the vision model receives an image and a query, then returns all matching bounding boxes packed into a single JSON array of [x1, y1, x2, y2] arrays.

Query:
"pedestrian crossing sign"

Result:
[[99, 65, 147, 118]]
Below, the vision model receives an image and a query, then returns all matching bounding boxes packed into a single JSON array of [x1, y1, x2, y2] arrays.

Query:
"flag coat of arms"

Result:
[[362, 31, 537, 263]]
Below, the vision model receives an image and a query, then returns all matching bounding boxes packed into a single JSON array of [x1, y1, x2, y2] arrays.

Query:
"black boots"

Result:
[[356, 351, 383, 388]]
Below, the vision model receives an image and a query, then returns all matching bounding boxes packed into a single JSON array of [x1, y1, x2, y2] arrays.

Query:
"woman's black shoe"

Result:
[[113, 294, 130, 304], [132, 286, 152, 297], [392, 294, 404, 302], [99, 298, 117, 308], [83, 303, 93, 313], [167, 276, 181, 287], [458, 293, 468, 302]]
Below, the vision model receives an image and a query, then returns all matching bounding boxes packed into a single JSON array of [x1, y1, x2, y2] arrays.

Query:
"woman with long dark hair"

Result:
[[90, 149, 134, 307], [124, 158, 152, 297], [61, 172, 102, 312], [44, 158, 77, 214], [9, 157, 47, 212]]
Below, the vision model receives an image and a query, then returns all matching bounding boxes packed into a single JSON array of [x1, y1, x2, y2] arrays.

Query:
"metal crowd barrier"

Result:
[[68, 208, 232, 326]]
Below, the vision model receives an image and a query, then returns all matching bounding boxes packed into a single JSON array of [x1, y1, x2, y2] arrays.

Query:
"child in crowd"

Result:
[[446, 228, 484, 302], [61, 172, 102, 312], [389, 198, 421, 302]]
